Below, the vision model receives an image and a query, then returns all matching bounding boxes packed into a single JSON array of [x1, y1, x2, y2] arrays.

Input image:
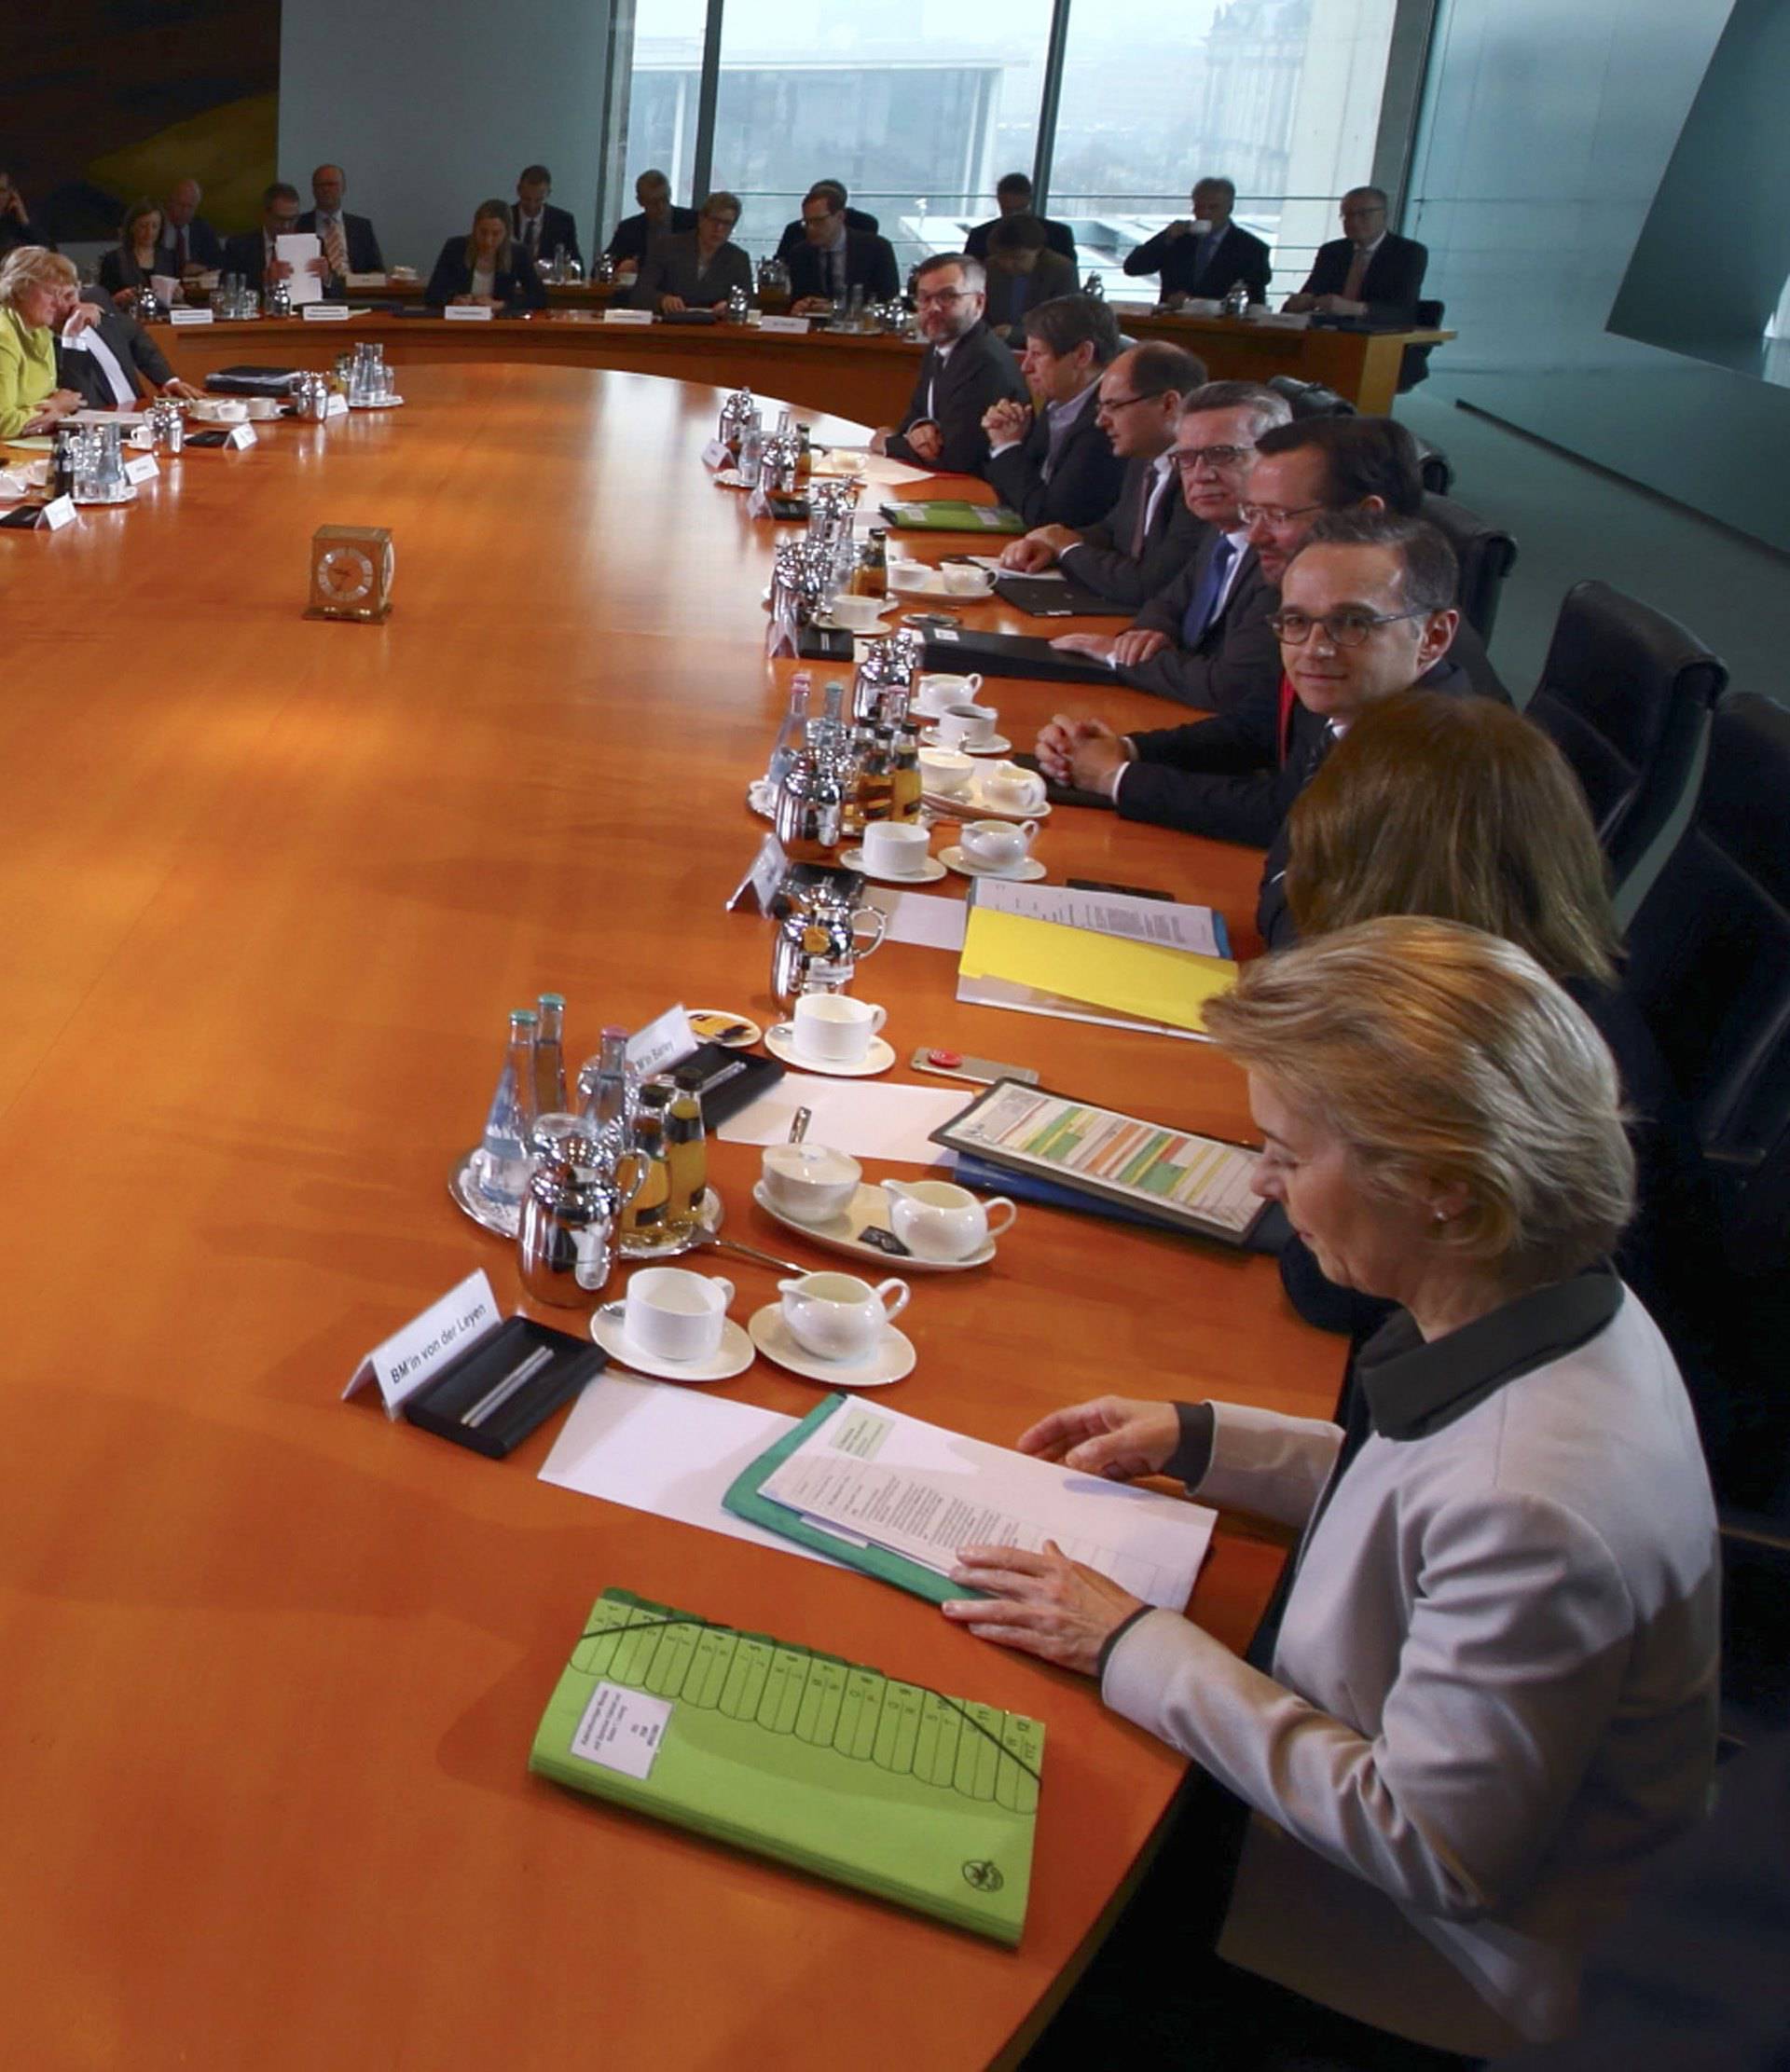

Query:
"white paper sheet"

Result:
[[862, 888, 969, 952], [716, 1074, 972, 1162], [274, 233, 324, 303], [971, 878, 1228, 959], [757, 1398, 1215, 1611], [539, 1372, 840, 1565]]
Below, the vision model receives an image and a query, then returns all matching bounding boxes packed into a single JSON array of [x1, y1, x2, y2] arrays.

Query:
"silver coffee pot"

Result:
[[264, 278, 292, 318], [850, 638, 914, 729], [290, 372, 330, 420], [145, 398, 185, 455], [773, 717, 854, 860], [516, 1122, 643, 1306], [770, 888, 888, 1007]]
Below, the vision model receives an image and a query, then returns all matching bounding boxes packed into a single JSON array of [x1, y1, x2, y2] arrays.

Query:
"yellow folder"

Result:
[[958, 909, 1238, 1035]]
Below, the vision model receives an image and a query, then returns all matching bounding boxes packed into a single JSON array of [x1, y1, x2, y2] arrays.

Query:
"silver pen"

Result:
[[461, 1343, 554, 1429]]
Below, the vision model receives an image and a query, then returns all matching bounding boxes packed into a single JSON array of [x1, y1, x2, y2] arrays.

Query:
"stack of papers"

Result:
[[957, 881, 1238, 1040]]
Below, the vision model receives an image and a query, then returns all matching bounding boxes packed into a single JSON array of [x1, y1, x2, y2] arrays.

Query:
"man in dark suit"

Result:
[[965, 172, 1077, 270], [981, 214, 1079, 340], [511, 164, 582, 273], [1049, 379, 1290, 710], [1123, 175, 1272, 306], [51, 283, 198, 407], [786, 186, 900, 311], [775, 180, 878, 260], [1036, 515, 1472, 945], [981, 295, 1128, 529], [156, 178, 224, 277], [1001, 341, 1211, 605], [1286, 186, 1427, 324], [605, 169, 697, 277], [222, 184, 314, 292], [296, 164, 385, 294], [872, 255, 1027, 475]]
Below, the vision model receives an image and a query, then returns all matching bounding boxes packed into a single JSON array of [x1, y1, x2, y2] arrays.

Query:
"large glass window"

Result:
[[616, 0, 708, 210]]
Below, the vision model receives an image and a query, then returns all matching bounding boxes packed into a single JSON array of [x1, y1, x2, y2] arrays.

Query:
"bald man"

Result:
[[158, 178, 224, 276]]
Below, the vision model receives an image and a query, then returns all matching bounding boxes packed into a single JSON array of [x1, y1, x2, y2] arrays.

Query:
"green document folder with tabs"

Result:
[[530, 1587, 1042, 1944], [878, 499, 1026, 534]]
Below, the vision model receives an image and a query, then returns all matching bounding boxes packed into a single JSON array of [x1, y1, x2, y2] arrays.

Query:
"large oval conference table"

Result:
[[0, 357, 1342, 2069]]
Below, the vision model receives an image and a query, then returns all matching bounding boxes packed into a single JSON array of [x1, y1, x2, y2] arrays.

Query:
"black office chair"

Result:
[[1623, 693, 1790, 1736], [1266, 375, 1354, 419], [1413, 442, 1454, 496], [1525, 581, 1728, 892], [1398, 296, 1444, 392], [1421, 490, 1518, 643]]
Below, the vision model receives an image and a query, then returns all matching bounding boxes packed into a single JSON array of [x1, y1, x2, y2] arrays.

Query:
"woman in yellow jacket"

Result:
[[1, 245, 84, 438]]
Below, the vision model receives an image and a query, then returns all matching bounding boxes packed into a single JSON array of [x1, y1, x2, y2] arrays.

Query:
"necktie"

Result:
[[1179, 535, 1236, 648], [324, 216, 348, 281], [1342, 243, 1370, 302], [1191, 228, 1219, 291], [176, 226, 188, 270], [526, 214, 540, 258]]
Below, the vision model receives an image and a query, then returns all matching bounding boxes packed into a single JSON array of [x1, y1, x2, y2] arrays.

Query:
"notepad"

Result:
[[530, 1586, 1042, 1942]]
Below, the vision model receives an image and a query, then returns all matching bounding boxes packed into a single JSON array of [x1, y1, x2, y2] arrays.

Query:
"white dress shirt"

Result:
[[62, 320, 137, 407]]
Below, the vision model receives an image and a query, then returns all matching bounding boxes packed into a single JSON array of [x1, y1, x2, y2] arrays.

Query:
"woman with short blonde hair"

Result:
[[945, 917, 1719, 2059], [0, 245, 83, 436]]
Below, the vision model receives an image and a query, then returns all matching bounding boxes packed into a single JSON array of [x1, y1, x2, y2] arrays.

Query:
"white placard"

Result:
[[274, 233, 324, 303], [302, 302, 351, 322], [123, 455, 159, 485], [603, 307, 654, 325], [442, 304, 495, 322], [40, 495, 77, 531], [343, 272, 388, 290], [150, 274, 182, 307], [759, 314, 812, 335], [725, 832, 789, 914], [626, 1002, 699, 1078], [342, 1269, 502, 1419], [571, 1682, 672, 1779], [225, 423, 258, 448], [699, 438, 730, 469], [169, 308, 214, 326]]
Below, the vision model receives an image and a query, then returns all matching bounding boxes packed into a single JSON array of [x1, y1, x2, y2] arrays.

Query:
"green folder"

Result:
[[878, 499, 1026, 534], [530, 1586, 1042, 1943], [723, 1393, 992, 1606]]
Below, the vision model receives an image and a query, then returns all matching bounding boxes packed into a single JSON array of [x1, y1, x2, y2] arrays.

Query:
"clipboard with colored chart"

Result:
[[929, 1079, 1267, 1244]]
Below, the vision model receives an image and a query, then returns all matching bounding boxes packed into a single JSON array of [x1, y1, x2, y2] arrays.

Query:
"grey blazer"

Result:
[[1103, 1286, 1720, 2053], [1058, 453, 1209, 607], [631, 231, 751, 310]]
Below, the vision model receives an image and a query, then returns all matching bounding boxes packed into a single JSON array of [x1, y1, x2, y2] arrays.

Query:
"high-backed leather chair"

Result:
[[1526, 581, 1728, 890], [1398, 296, 1444, 391], [1421, 490, 1518, 643]]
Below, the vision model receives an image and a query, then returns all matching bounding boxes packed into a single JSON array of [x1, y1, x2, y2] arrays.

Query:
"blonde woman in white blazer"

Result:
[[945, 918, 1720, 2060]]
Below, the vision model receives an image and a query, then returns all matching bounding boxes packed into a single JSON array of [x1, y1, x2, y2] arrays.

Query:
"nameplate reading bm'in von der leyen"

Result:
[[342, 1269, 503, 1419]]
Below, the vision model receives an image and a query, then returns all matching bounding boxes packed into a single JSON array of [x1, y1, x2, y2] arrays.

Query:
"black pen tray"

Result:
[[403, 1313, 604, 1459]]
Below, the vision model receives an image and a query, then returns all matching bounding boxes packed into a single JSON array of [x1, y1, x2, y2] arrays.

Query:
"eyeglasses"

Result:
[[1095, 391, 1161, 415], [1267, 607, 1430, 647], [1239, 501, 1326, 528], [916, 286, 970, 307], [1173, 444, 1255, 473], [703, 213, 739, 229]]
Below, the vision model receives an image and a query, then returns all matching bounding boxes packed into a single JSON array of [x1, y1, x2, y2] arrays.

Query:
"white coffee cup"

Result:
[[244, 395, 282, 419], [982, 761, 1047, 812], [916, 672, 983, 718], [777, 1270, 910, 1362], [880, 1179, 1017, 1260], [190, 398, 247, 423], [791, 992, 887, 1066], [823, 595, 885, 633], [624, 1267, 735, 1363], [760, 1143, 862, 1223], [917, 747, 974, 796], [861, 820, 931, 877], [960, 818, 1039, 870], [942, 563, 994, 597], [934, 702, 998, 749]]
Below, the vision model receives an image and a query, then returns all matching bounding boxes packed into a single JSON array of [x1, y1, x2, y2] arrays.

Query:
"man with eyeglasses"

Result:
[[787, 185, 901, 314], [1284, 186, 1428, 325], [1048, 380, 1289, 709], [873, 254, 1026, 474], [632, 191, 751, 313], [979, 295, 1128, 528], [605, 170, 697, 281], [1122, 175, 1272, 308], [1036, 512, 1473, 945], [999, 341, 1209, 604], [221, 184, 320, 293]]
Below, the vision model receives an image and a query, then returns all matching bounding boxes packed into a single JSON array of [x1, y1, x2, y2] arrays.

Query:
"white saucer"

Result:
[[747, 1303, 916, 1388], [591, 1304, 755, 1382], [814, 612, 892, 637], [923, 785, 1052, 823], [764, 1024, 896, 1077], [839, 846, 947, 885], [687, 1008, 763, 1048], [940, 845, 1048, 883], [919, 729, 1012, 756]]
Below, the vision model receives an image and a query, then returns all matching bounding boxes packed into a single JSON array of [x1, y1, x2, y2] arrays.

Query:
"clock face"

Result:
[[320, 545, 374, 604]]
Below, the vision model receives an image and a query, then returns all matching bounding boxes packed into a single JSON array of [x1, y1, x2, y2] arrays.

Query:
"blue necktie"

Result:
[[1181, 536, 1236, 648]]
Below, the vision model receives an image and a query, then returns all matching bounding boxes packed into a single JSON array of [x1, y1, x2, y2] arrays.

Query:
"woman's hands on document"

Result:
[[1017, 1395, 1181, 1480], [943, 1541, 1146, 1677]]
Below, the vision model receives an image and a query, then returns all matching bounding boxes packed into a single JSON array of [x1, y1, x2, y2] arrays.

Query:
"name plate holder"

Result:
[[759, 314, 812, 335], [41, 495, 78, 531], [324, 391, 350, 418], [343, 1269, 502, 1418], [603, 307, 655, 326], [626, 1002, 699, 1078], [303, 303, 352, 322], [123, 455, 159, 486], [169, 308, 214, 326], [443, 304, 495, 322], [226, 423, 258, 449]]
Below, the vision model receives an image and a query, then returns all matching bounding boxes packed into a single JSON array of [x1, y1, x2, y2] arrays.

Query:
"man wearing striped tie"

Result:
[[298, 165, 386, 295], [1284, 188, 1427, 325]]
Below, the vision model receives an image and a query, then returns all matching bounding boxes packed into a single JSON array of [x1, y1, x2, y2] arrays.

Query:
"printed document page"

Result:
[[972, 877, 1228, 959], [757, 1398, 1215, 1610], [274, 233, 324, 303]]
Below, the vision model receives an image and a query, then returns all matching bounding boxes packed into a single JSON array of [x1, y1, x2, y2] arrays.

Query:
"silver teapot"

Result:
[[770, 889, 888, 1007], [290, 372, 330, 420], [850, 638, 914, 729], [773, 716, 854, 859], [263, 278, 292, 318], [145, 398, 186, 454], [516, 1121, 643, 1306]]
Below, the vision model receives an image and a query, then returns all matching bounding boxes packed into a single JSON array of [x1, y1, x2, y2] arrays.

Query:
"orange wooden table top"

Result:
[[0, 362, 1342, 2070]]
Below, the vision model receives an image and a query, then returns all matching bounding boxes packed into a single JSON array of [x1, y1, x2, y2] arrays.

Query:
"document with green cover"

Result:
[[878, 499, 1026, 534], [530, 1586, 1043, 1944]]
